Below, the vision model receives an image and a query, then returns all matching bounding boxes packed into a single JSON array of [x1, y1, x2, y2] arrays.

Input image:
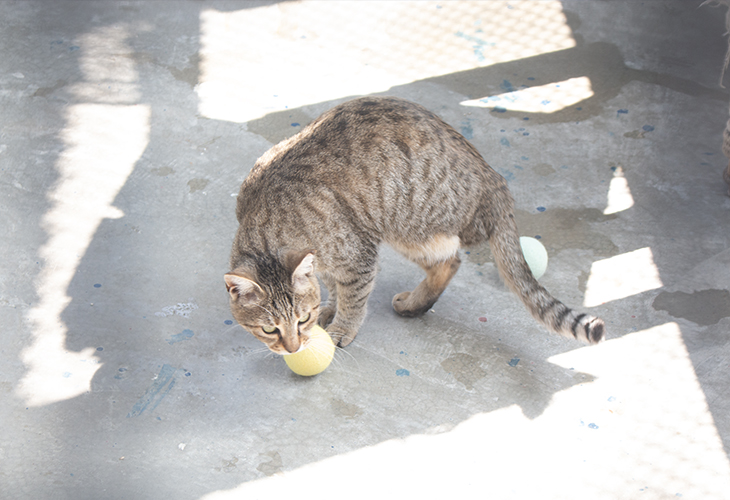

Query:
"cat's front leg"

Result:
[[326, 268, 377, 347], [317, 272, 337, 328]]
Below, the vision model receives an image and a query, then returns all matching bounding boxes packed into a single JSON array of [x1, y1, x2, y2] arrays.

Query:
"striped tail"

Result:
[[489, 215, 605, 344]]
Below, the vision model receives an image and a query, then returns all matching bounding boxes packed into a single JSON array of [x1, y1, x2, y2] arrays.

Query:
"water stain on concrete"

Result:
[[167, 53, 200, 87], [124, 51, 199, 87], [256, 451, 283, 476], [32, 79, 66, 98], [441, 353, 486, 390], [331, 398, 363, 420], [624, 129, 646, 139], [151, 166, 175, 176], [652, 289, 730, 325], [533, 162, 556, 176], [187, 178, 209, 193], [215, 456, 239, 473]]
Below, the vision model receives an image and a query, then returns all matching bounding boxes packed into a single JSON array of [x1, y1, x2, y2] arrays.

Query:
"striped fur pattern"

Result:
[[226, 97, 605, 351]]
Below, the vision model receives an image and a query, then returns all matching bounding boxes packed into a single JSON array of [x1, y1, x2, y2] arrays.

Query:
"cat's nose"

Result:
[[281, 333, 301, 354]]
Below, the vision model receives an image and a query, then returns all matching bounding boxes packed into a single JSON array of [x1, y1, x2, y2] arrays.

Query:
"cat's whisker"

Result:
[[223, 322, 247, 335], [333, 344, 356, 364], [249, 346, 274, 358], [344, 343, 395, 369], [327, 348, 353, 371]]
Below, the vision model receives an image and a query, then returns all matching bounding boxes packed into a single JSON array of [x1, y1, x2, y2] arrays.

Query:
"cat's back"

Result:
[[235, 96, 504, 248], [245, 97, 490, 194]]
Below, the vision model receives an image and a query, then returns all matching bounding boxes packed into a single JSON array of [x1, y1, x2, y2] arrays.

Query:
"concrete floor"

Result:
[[2, 1, 730, 498]]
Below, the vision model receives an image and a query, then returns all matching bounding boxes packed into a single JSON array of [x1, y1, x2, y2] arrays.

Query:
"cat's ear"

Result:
[[224, 273, 264, 304], [285, 250, 316, 293]]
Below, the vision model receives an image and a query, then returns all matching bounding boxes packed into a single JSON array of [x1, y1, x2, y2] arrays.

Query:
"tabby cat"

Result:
[[225, 97, 605, 354]]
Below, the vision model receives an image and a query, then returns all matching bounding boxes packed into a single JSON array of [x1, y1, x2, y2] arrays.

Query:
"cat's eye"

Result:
[[298, 313, 311, 324], [262, 325, 278, 334]]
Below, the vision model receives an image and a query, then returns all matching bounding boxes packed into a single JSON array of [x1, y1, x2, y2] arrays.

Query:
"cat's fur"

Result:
[[225, 96, 605, 354]]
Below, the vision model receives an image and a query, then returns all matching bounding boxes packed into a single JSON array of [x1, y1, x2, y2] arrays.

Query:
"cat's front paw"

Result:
[[326, 324, 358, 348], [318, 305, 336, 328]]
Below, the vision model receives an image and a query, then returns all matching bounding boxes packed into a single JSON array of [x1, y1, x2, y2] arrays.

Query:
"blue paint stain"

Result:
[[508, 358, 520, 367], [460, 121, 474, 140], [454, 31, 495, 62], [63, 372, 72, 378], [492, 106, 507, 113], [127, 364, 179, 417], [536, 206, 546, 212], [224, 320, 233, 325], [499, 169, 515, 182], [500, 79, 515, 92], [521, 156, 529, 161], [93, 283, 102, 288], [96, 347, 103, 351], [528, 77, 535, 81], [396, 368, 410, 377], [69, 46, 80, 51], [291, 122, 300, 127], [642, 125, 654, 132], [167, 329, 194, 345], [500, 137, 510, 147], [588, 423, 599, 429], [534, 235, 541, 239], [617, 109, 629, 116], [608, 396, 616, 402]]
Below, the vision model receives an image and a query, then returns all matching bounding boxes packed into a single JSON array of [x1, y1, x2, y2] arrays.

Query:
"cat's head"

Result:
[[224, 250, 321, 354]]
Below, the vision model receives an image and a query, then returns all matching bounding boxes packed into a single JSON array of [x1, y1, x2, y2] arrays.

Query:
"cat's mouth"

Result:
[[274, 335, 312, 355]]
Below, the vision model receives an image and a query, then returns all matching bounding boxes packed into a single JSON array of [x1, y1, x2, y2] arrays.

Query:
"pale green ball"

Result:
[[520, 236, 548, 280]]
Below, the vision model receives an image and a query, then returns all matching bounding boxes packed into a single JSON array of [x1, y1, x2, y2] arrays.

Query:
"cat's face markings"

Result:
[[251, 306, 319, 354], [225, 251, 322, 354]]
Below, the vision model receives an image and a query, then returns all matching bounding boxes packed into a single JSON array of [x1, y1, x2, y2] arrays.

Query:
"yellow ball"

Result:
[[520, 236, 548, 280], [284, 324, 335, 376]]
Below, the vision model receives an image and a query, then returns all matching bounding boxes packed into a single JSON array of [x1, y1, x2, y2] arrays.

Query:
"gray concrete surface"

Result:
[[2, 1, 730, 498]]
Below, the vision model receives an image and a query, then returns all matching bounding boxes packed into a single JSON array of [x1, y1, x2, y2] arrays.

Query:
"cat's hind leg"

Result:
[[390, 235, 461, 317]]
